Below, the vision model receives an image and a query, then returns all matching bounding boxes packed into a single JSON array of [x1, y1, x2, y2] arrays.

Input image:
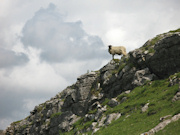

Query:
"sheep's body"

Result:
[[108, 45, 127, 59]]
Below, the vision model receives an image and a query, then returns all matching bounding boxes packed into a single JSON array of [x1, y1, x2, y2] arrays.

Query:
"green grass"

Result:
[[169, 72, 180, 79], [113, 59, 120, 63], [111, 61, 127, 76], [150, 35, 162, 45], [91, 86, 102, 97], [169, 28, 180, 33], [50, 112, 62, 119], [88, 108, 98, 114], [95, 76, 180, 135], [12, 120, 22, 125], [59, 118, 93, 135], [102, 98, 110, 106], [117, 63, 126, 72]]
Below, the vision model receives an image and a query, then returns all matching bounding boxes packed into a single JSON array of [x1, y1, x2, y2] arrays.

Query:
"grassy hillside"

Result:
[[63, 72, 180, 135], [95, 73, 180, 135]]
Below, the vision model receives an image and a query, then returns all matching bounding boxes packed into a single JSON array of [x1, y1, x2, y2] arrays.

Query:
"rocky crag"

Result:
[[5, 29, 180, 135]]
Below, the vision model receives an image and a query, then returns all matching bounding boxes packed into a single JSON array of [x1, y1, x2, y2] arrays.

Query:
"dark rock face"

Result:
[[5, 31, 180, 135], [146, 33, 180, 78]]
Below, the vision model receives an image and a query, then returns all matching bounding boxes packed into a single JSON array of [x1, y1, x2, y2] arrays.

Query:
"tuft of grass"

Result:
[[36, 106, 43, 113], [150, 35, 162, 46], [73, 117, 84, 128], [12, 120, 22, 125], [70, 118, 94, 134], [88, 108, 98, 114], [91, 88, 99, 97], [118, 63, 126, 72], [168, 28, 180, 33], [111, 56, 132, 76], [113, 59, 120, 63], [59, 130, 75, 135], [101, 98, 110, 107], [50, 112, 62, 119], [91, 83, 102, 97], [169, 72, 180, 79]]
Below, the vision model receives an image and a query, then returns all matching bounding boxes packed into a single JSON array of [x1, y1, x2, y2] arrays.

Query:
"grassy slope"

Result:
[[95, 73, 180, 135], [60, 73, 180, 135]]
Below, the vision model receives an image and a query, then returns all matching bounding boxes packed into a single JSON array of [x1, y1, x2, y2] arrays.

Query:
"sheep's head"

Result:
[[108, 45, 112, 50]]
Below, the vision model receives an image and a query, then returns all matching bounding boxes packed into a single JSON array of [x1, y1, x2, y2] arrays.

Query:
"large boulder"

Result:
[[146, 33, 180, 78], [62, 71, 98, 116]]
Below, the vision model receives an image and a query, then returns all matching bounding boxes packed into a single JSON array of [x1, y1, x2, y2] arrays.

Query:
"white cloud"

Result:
[[23, 98, 47, 111], [57, 0, 180, 52], [105, 27, 127, 45], [0, 47, 68, 92], [21, 3, 108, 63]]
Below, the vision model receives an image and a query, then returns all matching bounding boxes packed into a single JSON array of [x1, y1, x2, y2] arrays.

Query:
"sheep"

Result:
[[108, 45, 127, 59]]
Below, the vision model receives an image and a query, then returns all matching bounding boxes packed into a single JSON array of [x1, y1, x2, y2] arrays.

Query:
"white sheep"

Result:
[[108, 45, 127, 59]]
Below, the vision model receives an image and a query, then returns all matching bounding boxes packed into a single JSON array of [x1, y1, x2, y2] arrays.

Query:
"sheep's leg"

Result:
[[112, 55, 114, 59]]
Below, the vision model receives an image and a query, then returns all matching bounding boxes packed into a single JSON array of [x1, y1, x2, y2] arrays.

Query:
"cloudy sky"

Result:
[[0, 0, 180, 129]]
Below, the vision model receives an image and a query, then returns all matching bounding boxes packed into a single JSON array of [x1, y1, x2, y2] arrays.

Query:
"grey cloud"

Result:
[[21, 3, 108, 63], [0, 90, 24, 118], [0, 48, 29, 68], [0, 87, 53, 129]]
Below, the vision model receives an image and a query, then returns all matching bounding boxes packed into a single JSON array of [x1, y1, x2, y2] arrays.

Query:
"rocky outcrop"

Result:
[[61, 71, 99, 116], [146, 33, 180, 78], [141, 103, 149, 113], [5, 30, 180, 135]]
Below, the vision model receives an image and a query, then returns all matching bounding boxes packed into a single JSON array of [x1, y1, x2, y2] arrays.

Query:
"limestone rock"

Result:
[[169, 76, 180, 86], [120, 97, 127, 104], [124, 90, 131, 94], [84, 114, 95, 122], [105, 113, 121, 125], [141, 103, 149, 113], [97, 115, 106, 127], [108, 98, 119, 107], [95, 106, 107, 121], [146, 33, 180, 78], [132, 68, 156, 87], [160, 115, 172, 122], [172, 91, 180, 102]]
